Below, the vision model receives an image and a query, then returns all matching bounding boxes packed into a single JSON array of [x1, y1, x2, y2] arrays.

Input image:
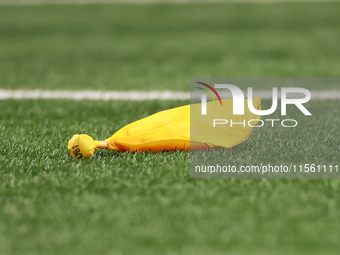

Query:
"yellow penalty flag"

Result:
[[68, 97, 261, 159]]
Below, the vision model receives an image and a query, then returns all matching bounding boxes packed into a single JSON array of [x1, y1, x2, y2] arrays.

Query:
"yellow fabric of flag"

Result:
[[68, 97, 261, 159]]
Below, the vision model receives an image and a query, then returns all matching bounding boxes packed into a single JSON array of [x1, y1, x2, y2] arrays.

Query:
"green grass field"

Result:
[[1, 2, 340, 91], [1, 99, 340, 255], [1, 2, 340, 255]]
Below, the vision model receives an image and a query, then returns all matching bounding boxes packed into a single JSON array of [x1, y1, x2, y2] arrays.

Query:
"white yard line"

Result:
[[0, 0, 339, 5], [0, 90, 190, 100], [0, 89, 339, 100]]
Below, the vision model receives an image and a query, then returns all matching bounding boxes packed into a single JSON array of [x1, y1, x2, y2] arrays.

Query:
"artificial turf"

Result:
[[0, 99, 340, 255], [0, 2, 340, 91], [1, 2, 340, 255]]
